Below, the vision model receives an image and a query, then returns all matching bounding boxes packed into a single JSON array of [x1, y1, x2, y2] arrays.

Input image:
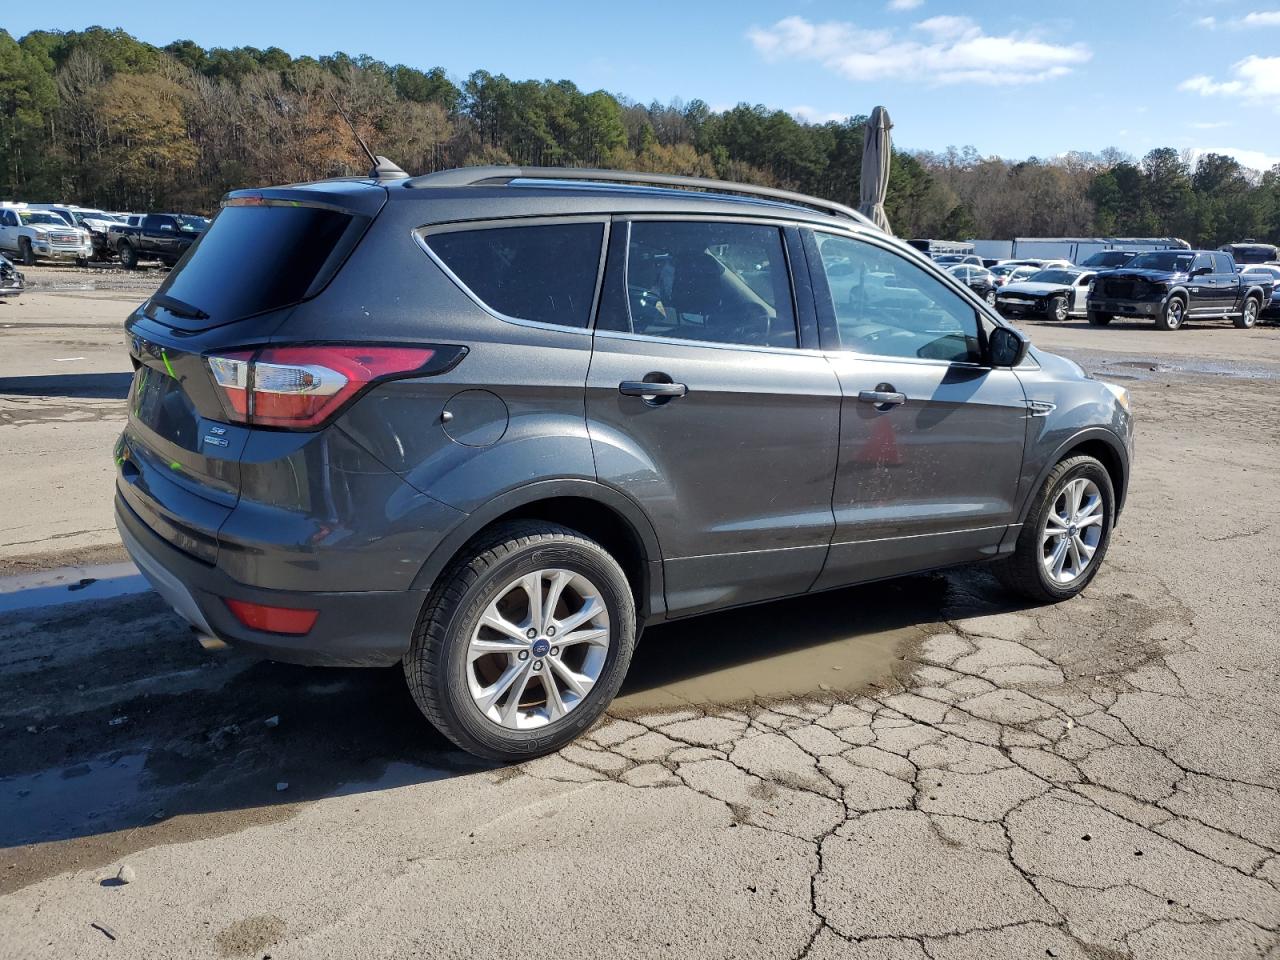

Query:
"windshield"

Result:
[[1226, 245, 1278, 265], [173, 215, 208, 232], [1029, 269, 1077, 284], [989, 265, 1017, 276], [1127, 251, 1194, 272], [19, 211, 66, 226], [935, 255, 965, 264]]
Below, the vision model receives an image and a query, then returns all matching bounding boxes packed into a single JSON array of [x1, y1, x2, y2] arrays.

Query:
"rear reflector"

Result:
[[206, 344, 453, 428], [224, 598, 319, 635]]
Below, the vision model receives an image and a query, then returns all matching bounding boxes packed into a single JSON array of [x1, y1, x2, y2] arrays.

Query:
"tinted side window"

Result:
[[426, 222, 604, 329], [1213, 253, 1234, 273], [815, 232, 981, 363], [1192, 253, 1213, 273], [618, 220, 796, 348]]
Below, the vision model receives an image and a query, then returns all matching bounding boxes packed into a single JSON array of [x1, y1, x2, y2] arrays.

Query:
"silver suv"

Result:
[[115, 166, 1134, 760]]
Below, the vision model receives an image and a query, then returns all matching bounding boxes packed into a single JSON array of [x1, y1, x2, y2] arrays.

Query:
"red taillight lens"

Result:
[[224, 598, 319, 635], [206, 345, 438, 428]]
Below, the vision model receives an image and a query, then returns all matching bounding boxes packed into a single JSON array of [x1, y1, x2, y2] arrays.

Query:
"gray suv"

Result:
[[115, 166, 1134, 760]]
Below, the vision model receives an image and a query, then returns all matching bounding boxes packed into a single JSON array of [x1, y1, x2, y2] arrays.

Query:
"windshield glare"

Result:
[[1128, 252, 1194, 272]]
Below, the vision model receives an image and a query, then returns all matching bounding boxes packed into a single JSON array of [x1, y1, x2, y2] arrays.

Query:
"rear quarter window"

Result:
[[423, 221, 605, 329]]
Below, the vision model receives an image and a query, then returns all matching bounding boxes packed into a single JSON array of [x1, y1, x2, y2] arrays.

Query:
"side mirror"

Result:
[[1191, 266, 1211, 277], [989, 325, 1030, 368]]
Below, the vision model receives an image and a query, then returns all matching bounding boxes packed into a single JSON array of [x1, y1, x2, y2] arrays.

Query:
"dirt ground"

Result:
[[2, 272, 1280, 958]]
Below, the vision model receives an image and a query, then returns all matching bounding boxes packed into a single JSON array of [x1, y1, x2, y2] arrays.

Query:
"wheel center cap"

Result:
[[531, 638, 551, 658]]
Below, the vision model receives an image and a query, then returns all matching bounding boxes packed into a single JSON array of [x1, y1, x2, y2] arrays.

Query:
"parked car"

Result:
[[934, 254, 984, 267], [109, 213, 209, 268], [0, 207, 94, 265], [115, 165, 1134, 761], [945, 263, 998, 304], [1088, 249, 1272, 329], [989, 263, 1040, 288], [1240, 264, 1280, 322], [1220, 242, 1278, 266], [0, 252, 24, 298], [996, 268, 1096, 321], [32, 205, 127, 260], [1079, 250, 1137, 270]]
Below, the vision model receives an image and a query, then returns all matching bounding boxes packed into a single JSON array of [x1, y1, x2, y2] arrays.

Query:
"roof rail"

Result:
[[405, 165, 874, 227]]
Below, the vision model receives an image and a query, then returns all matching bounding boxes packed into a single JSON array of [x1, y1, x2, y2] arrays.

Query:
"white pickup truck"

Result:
[[0, 206, 94, 265]]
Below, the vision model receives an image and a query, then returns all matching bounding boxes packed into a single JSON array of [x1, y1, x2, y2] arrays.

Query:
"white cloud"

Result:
[[746, 15, 1091, 86], [789, 105, 852, 124], [887, 0, 924, 9], [1189, 146, 1280, 171], [1189, 120, 1233, 130], [1239, 10, 1280, 25], [1181, 55, 1280, 100], [1196, 16, 1217, 28]]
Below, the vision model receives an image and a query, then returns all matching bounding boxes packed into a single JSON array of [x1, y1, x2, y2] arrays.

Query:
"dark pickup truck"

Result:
[[1087, 249, 1274, 330], [108, 214, 208, 269]]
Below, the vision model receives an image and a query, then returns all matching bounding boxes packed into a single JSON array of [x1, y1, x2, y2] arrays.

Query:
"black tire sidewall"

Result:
[[19, 240, 34, 266], [1049, 296, 1067, 321], [1027, 459, 1115, 600], [1087, 312, 1111, 326], [119, 243, 136, 268], [430, 536, 635, 760], [1158, 298, 1184, 330], [1238, 299, 1258, 328]]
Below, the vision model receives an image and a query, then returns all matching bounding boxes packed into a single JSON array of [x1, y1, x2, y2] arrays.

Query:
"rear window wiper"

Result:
[[147, 294, 209, 321]]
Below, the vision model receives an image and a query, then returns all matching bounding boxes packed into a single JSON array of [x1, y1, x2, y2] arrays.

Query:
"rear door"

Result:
[[586, 217, 841, 617], [804, 229, 1027, 590]]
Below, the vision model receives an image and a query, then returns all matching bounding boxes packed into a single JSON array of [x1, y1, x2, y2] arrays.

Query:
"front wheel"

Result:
[[1154, 297, 1185, 331], [1234, 297, 1260, 329], [985, 289, 997, 306], [995, 455, 1115, 603], [18, 239, 35, 266], [404, 521, 637, 761], [118, 242, 138, 270], [1086, 311, 1112, 326], [1048, 295, 1069, 322]]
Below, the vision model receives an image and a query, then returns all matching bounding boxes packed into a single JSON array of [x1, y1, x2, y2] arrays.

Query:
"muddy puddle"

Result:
[[616, 577, 938, 711], [0, 573, 947, 893]]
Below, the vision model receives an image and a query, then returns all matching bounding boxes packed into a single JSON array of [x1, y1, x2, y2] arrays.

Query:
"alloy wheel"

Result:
[[1242, 300, 1258, 328], [1040, 477, 1106, 585], [1165, 299, 1183, 329], [466, 568, 611, 730]]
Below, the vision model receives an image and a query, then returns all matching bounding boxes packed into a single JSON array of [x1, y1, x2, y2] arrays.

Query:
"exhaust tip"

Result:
[[192, 629, 229, 652]]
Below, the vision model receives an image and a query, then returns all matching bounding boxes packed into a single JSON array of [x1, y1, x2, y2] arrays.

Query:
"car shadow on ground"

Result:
[[0, 566, 1030, 879], [0, 372, 133, 399]]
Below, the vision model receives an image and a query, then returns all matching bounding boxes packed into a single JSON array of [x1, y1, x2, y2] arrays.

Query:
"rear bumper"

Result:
[[116, 494, 426, 666]]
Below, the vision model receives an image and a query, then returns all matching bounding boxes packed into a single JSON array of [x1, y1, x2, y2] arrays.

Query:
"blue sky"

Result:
[[8, 0, 1280, 170]]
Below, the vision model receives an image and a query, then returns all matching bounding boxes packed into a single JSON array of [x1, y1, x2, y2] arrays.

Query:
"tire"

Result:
[[1234, 297, 1260, 329], [1048, 294, 1069, 322], [404, 520, 637, 761], [1154, 296, 1185, 330], [1086, 311, 1112, 326], [18, 238, 35, 266], [985, 289, 997, 306], [118, 242, 138, 270], [75, 257, 88, 268], [995, 455, 1115, 603]]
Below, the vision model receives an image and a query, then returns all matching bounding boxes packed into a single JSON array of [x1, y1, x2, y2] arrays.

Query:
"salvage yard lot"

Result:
[[2, 267, 1280, 958]]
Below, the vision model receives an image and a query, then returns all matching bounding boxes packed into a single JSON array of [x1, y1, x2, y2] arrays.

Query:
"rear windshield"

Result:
[[153, 204, 360, 325]]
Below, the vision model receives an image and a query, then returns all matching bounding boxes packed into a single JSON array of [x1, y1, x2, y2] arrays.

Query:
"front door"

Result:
[[586, 218, 841, 617], [804, 229, 1028, 590]]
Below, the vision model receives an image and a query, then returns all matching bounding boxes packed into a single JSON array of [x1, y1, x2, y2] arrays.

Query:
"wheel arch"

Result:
[[1018, 428, 1129, 526], [411, 479, 665, 626]]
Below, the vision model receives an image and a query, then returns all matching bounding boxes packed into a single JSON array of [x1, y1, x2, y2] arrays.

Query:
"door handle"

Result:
[[858, 388, 907, 409], [619, 380, 687, 399]]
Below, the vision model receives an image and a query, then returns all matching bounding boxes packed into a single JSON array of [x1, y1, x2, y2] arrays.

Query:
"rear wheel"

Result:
[[1235, 297, 1260, 329], [1048, 295, 1069, 322], [18, 238, 35, 266], [404, 521, 637, 761], [1155, 296, 1185, 331], [995, 455, 1114, 603], [118, 242, 138, 270]]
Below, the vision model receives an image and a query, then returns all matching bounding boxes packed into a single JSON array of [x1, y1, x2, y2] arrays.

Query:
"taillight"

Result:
[[206, 344, 461, 428]]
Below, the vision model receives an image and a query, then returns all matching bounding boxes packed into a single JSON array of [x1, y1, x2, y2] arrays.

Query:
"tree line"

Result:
[[2, 26, 1279, 247]]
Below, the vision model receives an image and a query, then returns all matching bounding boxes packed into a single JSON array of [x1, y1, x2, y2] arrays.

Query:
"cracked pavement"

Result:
[[2, 305, 1280, 958]]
